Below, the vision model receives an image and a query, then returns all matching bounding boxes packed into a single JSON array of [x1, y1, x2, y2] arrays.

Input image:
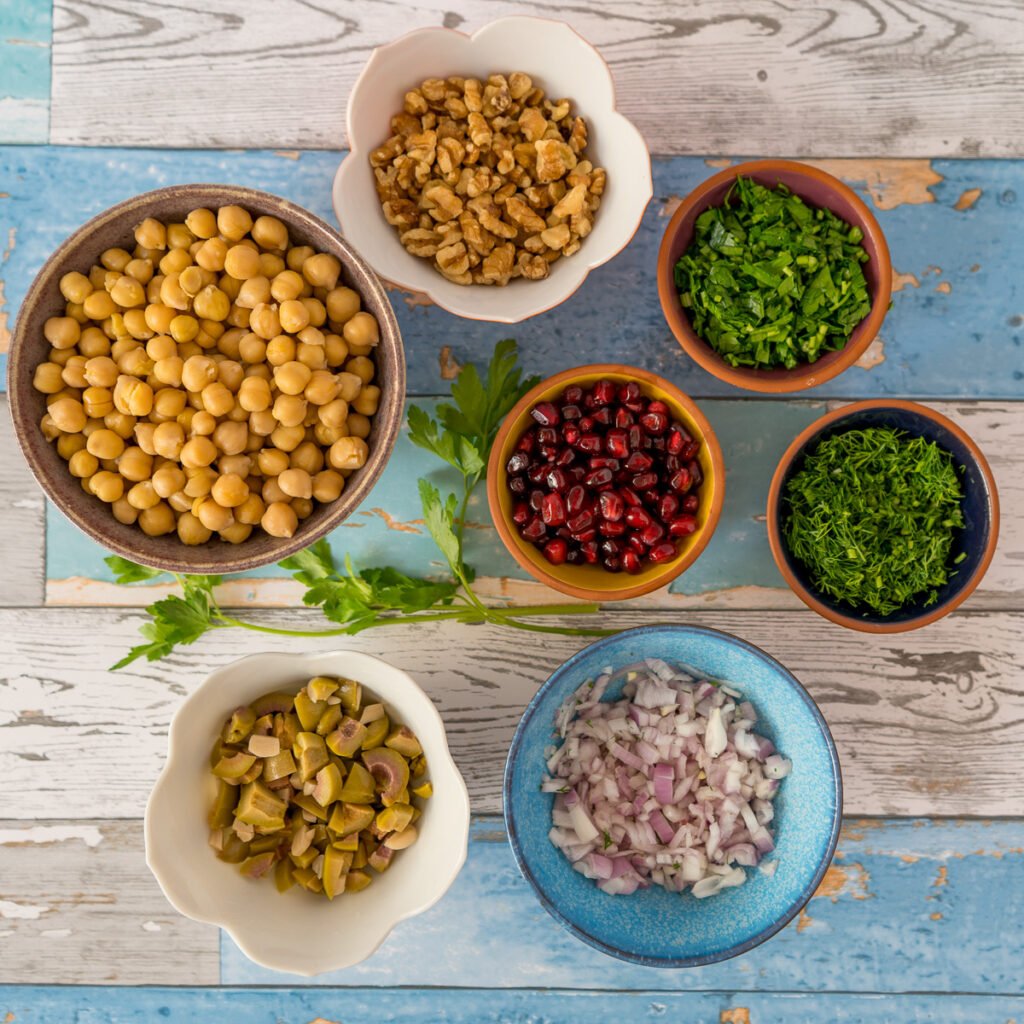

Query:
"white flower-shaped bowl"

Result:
[[145, 650, 471, 976], [333, 16, 653, 323]]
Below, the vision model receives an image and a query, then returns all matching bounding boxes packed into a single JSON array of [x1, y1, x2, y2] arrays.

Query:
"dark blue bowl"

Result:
[[768, 400, 1000, 633], [503, 625, 842, 967]]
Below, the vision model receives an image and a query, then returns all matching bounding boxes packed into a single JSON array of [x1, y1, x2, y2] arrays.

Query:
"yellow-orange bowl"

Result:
[[487, 364, 725, 602]]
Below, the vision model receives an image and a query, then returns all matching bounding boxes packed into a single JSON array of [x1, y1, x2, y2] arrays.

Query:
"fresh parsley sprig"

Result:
[[108, 340, 617, 669]]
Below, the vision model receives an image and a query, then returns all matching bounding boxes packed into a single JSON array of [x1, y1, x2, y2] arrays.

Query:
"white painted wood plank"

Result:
[[0, 396, 45, 606], [0, 607, 1021, 819], [0, 820, 219, 984], [49, 0, 1024, 156]]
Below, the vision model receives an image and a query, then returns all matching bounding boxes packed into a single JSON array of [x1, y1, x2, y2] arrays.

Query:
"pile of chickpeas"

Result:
[[32, 205, 382, 545]]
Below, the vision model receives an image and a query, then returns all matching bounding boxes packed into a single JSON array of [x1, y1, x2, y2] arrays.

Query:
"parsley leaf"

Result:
[[105, 555, 167, 585]]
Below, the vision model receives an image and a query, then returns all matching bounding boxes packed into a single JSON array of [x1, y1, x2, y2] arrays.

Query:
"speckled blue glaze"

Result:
[[773, 403, 999, 627], [503, 625, 842, 967]]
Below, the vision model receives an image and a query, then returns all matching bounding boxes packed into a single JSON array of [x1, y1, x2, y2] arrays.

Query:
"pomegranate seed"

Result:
[[624, 451, 653, 473], [512, 501, 530, 525], [585, 467, 613, 488], [682, 494, 699, 514], [669, 468, 692, 493], [599, 519, 627, 537], [568, 465, 587, 482], [529, 489, 545, 512], [599, 491, 624, 521], [591, 406, 613, 427], [522, 516, 547, 542], [564, 385, 583, 404], [605, 429, 629, 458], [517, 430, 536, 453], [648, 541, 677, 564], [603, 556, 622, 572], [649, 436, 666, 451], [668, 515, 698, 537], [625, 506, 653, 530], [632, 472, 658, 491], [537, 427, 558, 447], [531, 401, 560, 427], [539, 446, 558, 463], [626, 532, 646, 554], [659, 494, 680, 521], [620, 486, 643, 507], [543, 538, 568, 564], [578, 415, 595, 432], [614, 406, 634, 429], [681, 440, 701, 460], [509, 476, 526, 495], [546, 467, 568, 492], [617, 382, 641, 404], [561, 424, 581, 446], [527, 464, 548, 484], [627, 425, 643, 450], [567, 510, 594, 535], [640, 410, 669, 435], [666, 422, 690, 455], [506, 452, 529, 475], [688, 460, 703, 487], [541, 492, 566, 526], [575, 527, 597, 543], [640, 521, 665, 545], [588, 456, 620, 471], [601, 538, 622, 558], [566, 547, 583, 565], [566, 485, 587, 515], [555, 446, 576, 467], [580, 540, 600, 564], [622, 550, 641, 574], [561, 404, 581, 421], [592, 380, 616, 405], [647, 400, 669, 415], [577, 433, 602, 454]]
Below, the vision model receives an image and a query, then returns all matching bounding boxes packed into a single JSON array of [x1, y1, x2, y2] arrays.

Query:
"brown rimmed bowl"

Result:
[[487, 364, 725, 602], [767, 400, 999, 633], [7, 184, 406, 575], [657, 160, 892, 394]]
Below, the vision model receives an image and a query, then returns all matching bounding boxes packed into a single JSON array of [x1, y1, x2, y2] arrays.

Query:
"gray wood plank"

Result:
[[0, 606, 1021, 819], [0, 819, 219, 984], [49, 0, 1024, 156], [0, 395, 45, 606]]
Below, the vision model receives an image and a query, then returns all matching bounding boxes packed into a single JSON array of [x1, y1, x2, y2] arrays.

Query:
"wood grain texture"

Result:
[[0, 396, 45, 606], [0, 0, 50, 144], [0, 819, 219, 985], [47, 0, 1024, 157], [1, 607, 1022, 819]]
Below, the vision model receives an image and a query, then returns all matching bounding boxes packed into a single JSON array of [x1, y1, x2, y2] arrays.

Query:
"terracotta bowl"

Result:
[[767, 400, 999, 633], [657, 160, 891, 394], [8, 184, 406, 575], [487, 365, 725, 602]]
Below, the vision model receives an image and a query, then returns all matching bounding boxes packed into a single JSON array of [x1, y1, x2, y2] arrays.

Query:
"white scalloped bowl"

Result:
[[145, 650, 471, 976], [333, 16, 652, 323]]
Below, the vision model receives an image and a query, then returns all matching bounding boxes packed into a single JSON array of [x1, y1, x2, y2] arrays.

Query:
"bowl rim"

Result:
[[766, 398, 1001, 633], [333, 14, 653, 324], [144, 648, 471, 976], [656, 159, 893, 394], [485, 363, 726, 601], [7, 182, 406, 575], [502, 623, 844, 967]]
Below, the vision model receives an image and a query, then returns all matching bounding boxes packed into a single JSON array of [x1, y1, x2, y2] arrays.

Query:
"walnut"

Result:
[[467, 112, 492, 149], [534, 139, 576, 183], [421, 78, 447, 103], [552, 183, 587, 218], [517, 251, 549, 280], [404, 90, 428, 116], [399, 228, 443, 257], [508, 72, 533, 100], [422, 183, 464, 222], [406, 130, 437, 165], [460, 212, 497, 256], [481, 242, 515, 284], [540, 223, 571, 250], [504, 195, 546, 234], [436, 240, 469, 277], [518, 107, 548, 143]]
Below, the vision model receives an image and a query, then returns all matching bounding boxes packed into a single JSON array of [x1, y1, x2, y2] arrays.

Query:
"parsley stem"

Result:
[[493, 616, 619, 637]]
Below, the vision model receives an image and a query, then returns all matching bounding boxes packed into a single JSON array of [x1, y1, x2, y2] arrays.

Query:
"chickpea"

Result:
[[217, 205, 253, 241], [273, 393, 307, 428], [249, 408, 276, 436], [330, 436, 368, 471], [100, 248, 132, 273], [196, 237, 228, 272], [125, 257, 154, 285], [79, 327, 112, 358], [57, 432, 87, 460], [326, 286, 361, 324], [126, 480, 160, 510], [89, 470, 124, 503], [353, 384, 380, 417], [266, 334, 295, 366], [69, 449, 99, 479], [144, 303, 176, 334], [44, 316, 82, 349], [181, 355, 217, 392], [86, 428, 124, 460], [119, 446, 154, 482], [249, 302, 281, 340], [270, 270, 304, 302], [236, 375, 271, 413], [112, 376, 154, 417], [184, 466, 216, 498], [201, 381, 234, 417], [152, 387, 187, 420], [289, 440, 324, 475], [333, 372, 362, 403], [251, 215, 289, 251], [235, 493, 266, 526], [166, 315, 197, 344], [134, 421, 158, 455], [82, 386, 114, 418], [224, 244, 262, 281], [259, 252, 286, 279], [291, 497, 314, 520], [168, 490, 192, 513], [274, 360, 312, 396], [160, 273, 189, 311], [88, 265, 106, 289], [112, 496, 139, 525], [139, 502, 176, 537], [238, 333, 267, 364], [153, 421, 185, 459], [299, 297, 327, 328], [185, 208, 217, 239], [154, 355, 184, 387], [236, 275, 271, 309], [278, 298, 310, 333], [324, 333, 349, 367], [286, 246, 314, 273], [213, 420, 248, 456], [134, 218, 166, 250], [212, 473, 249, 508], [117, 346, 153, 378], [109, 275, 146, 308], [180, 436, 217, 468], [49, 397, 87, 433], [194, 496, 234, 532], [296, 342, 327, 370], [153, 463, 187, 498], [190, 410, 217, 436], [277, 466, 312, 499], [270, 423, 305, 452], [318, 398, 349, 429], [312, 469, 345, 503], [146, 334, 176, 361], [343, 312, 380, 350], [60, 271, 94, 304], [122, 308, 153, 340], [217, 359, 244, 392], [177, 511, 212, 545], [218, 454, 251, 478], [302, 252, 341, 290], [347, 412, 371, 439], [192, 284, 230, 322], [33, 362, 65, 394], [105, 411, 137, 439], [261, 501, 298, 538], [39, 412, 62, 442], [219, 521, 253, 544]]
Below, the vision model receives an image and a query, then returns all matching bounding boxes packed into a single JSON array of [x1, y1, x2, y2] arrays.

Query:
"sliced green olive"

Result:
[[262, 749, 297, 783], [345, 869, 372, 892], [238, 851, 275, 878], [235, 781, 287, 830], [251, 691, 295, 717], [291, 792, 329, 822], [306, 676, 340, 703], [311, 762, 345, 807], [322, 845, 353, 900], [208, 779, 240, 829], [316, 704, 343, 737], [361, 715, 389, 750], [273, 857, 296, 893], [337, 678, 362, 716], [325, 717, 367, 758], [222, 706, 256, 744], [337, 762, 375, 804], [328, 802, 375, 838], [293, 731, 329, 782], [376, 802, 414, 834], [294, 690, 327, 732], [213, 751, 257, 782], [411, 780, 433, 799], [385, 725, 422, 758]]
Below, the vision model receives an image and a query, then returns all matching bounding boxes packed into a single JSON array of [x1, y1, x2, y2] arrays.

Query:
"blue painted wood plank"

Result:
[[1, 147, 1021, 398], [0, 1, 51, 143], [1, 987, 1020, 1023], [44, 397, 817, 598], [221, 816, 1024, 994]]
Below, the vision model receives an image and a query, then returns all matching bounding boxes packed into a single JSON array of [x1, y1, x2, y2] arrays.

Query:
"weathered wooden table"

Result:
[[1, 2, 1023, 1020]]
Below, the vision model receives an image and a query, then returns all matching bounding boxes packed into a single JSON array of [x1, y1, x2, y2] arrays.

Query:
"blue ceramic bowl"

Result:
[[767, 400, 1000, 633], [503, 625, 842, 967]]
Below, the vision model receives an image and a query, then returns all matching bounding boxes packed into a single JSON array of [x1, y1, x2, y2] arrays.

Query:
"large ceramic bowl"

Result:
[[768, 400, 1000, 632], [504, 625, 842, 967], [7, 183, 406, 575], [657, 160, 891, 393], [333, 16, 652, 323], [487, 364, 725, 602], [146, 650, 471, 976]]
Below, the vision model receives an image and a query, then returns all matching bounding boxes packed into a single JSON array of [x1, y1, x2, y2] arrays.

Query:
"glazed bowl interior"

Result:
[[8, 183, 405, 574], [487, 365, 724, 601], [657, 160, 891, 393], [768, 401, 999, 631], [504, 625, 842, 966]]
